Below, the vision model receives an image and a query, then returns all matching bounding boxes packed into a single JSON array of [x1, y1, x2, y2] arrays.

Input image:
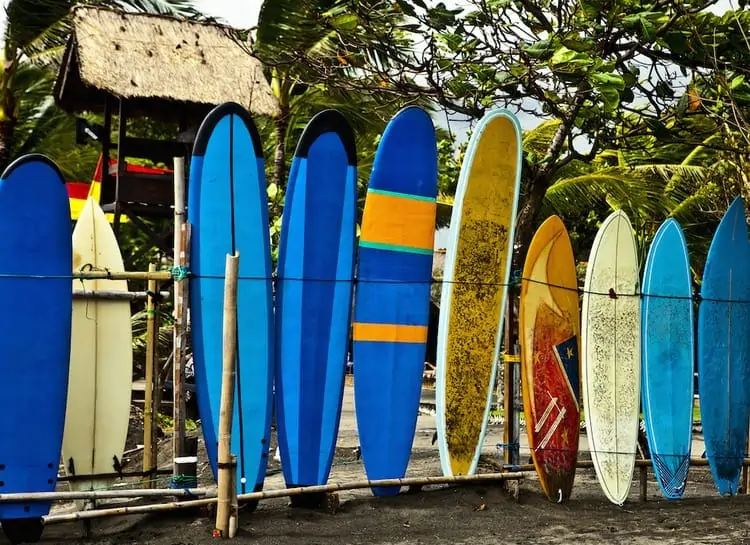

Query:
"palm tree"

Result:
[[254, 0, 417, 189], [0, 0, 203, 170]]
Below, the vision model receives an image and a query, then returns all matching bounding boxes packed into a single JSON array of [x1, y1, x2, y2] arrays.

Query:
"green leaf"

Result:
[[330, 13, 359, 31], [590, 72, 625, 90], [521, 39, 555, 59], [731, 75, 746, 89], [395, 0, 417, 16], [549, 46, 594, 73], [598, 86, 620, 111]]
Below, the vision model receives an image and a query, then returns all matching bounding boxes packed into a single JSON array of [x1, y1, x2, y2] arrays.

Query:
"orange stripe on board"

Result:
[[360, 192, 436, 252], [353, 322, 428, 343]]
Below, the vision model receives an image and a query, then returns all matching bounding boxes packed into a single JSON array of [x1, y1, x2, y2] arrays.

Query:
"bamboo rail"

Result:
[[73, 270, 173, 281], [42, 471, 530, 525], [73, 290, 170, 302], [0, 488, 213, 503]]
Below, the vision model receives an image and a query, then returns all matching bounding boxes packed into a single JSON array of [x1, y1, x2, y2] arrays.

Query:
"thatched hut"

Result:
[[53, 6, 280, 247], [54, 5, 279, 121]]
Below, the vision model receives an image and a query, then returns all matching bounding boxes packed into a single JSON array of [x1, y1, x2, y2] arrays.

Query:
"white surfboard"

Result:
[[581, 209, 641, 506], [63, 197, 133, 501]]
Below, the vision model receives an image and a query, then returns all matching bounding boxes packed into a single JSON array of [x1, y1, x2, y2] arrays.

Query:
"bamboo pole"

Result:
[[143, 264, 158, 489], [42, 471, 529, 525], [216, 253, 239, 538], [173, 157, 188, 471], [73, 290, 170, 302]]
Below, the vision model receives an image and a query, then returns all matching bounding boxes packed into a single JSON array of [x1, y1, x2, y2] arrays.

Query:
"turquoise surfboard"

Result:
[[353, 106, 437, 496], [698, 196, 750, 495], [641, 218, 694, 499], [188, 102, 274, 498], [0, 155, 72, 543], [275, 110, 357, 488]]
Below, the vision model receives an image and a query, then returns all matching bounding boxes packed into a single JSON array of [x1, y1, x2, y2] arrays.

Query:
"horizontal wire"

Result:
[[1, 267, 748, 304]]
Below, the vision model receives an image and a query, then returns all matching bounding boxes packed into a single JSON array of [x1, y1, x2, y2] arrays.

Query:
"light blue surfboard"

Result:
[[275, 110, 357, 488], [188, 102, 274, 499], [698, 196, 750, 495], [353, 106, 437, 496], [0, 154, 72, 543], [641, 218, 694, 499]]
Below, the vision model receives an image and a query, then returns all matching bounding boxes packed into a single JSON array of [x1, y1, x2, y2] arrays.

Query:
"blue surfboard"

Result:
[[698, 196, 750, 495], [352, 106, 437, 496], [188, 102, 274, 497], [0, 155, 71, 540], [275, 110, 357, 488], [641, 218, 694, 499]]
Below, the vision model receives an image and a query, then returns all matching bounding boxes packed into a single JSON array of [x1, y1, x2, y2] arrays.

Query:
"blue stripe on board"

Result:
[[367, 188, 436, 202], [0, 156, 72, 520], [698, 197, 750, 496], [275, 129, 356, 487]]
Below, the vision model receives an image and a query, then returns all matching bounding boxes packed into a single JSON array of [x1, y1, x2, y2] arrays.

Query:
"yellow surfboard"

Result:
[[63, 197, 133, 505], [435, 109, 522, 476], [519, 215, 581, 502]]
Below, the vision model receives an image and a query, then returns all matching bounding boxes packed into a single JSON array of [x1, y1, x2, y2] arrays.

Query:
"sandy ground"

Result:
[[5, 385, 750, 545]]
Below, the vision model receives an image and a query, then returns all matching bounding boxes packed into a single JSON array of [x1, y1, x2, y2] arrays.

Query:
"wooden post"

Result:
[[215, 253, 239, 538], [143, 264, 159, 489], [640, 466, 648, 501], [172, 156, 188, 474], [503, 288, 520, 466]]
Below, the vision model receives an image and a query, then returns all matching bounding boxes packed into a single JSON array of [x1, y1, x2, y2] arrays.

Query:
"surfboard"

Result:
[[0, 154, 72, 541], [435, 109, 522, 476], [641, 218, 694, 500], [353, 106, 438, 496], [188, 102, 274, 498], [698, 196, 750, 495], [519, 215, 580, 503], [64, 197, 132, 506], [275, 110, 357, 488], [581, 209, 641, 506]]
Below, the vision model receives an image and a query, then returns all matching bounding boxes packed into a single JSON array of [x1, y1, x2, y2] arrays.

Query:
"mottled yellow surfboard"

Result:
[[435, 110, 522, 476]]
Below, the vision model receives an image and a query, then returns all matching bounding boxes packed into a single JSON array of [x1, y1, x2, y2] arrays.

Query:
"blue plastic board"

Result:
[[641, 218, 694, 499], [698, 196, 750, 495], [0, 155, 72, 521], [352, 106, 437, 496], [188, 102, 274, 495], [275, 109, 357, 487]]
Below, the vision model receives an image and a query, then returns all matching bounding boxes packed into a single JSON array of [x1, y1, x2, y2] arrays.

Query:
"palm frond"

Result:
[[522, 119, 562, 157]]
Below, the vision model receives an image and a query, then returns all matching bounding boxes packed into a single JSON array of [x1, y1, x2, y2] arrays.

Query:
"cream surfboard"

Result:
[[64, 197, 133, 501], [581, 209, 641, 506], [435, 109, 522, 476]]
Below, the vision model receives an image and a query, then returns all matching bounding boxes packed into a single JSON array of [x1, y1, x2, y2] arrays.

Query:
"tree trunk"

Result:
[[512, 174, 549, 270], [0, 118, 15, 174], [273, 109, 289, 190]]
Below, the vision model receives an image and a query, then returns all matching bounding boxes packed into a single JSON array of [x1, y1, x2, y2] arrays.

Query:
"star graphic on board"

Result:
[[566, 347, 574, 359], [561, 427, 569, 447], [534, 352, 541, 364]]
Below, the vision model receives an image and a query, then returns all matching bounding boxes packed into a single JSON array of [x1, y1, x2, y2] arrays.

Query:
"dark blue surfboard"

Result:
[[188, 102, 274, 497], [352, 106, 437, 495], [0, 154, 71, 540], [641, 218, 694, 499], [275, 110, 357, 488], [698, 196, 750, 495]]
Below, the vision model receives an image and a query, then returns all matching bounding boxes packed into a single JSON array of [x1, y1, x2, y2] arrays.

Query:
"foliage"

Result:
[[306, 0, 750, 262]]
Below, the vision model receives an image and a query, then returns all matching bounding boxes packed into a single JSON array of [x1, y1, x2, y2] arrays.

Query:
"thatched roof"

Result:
[[54, 5, 280, 121]]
